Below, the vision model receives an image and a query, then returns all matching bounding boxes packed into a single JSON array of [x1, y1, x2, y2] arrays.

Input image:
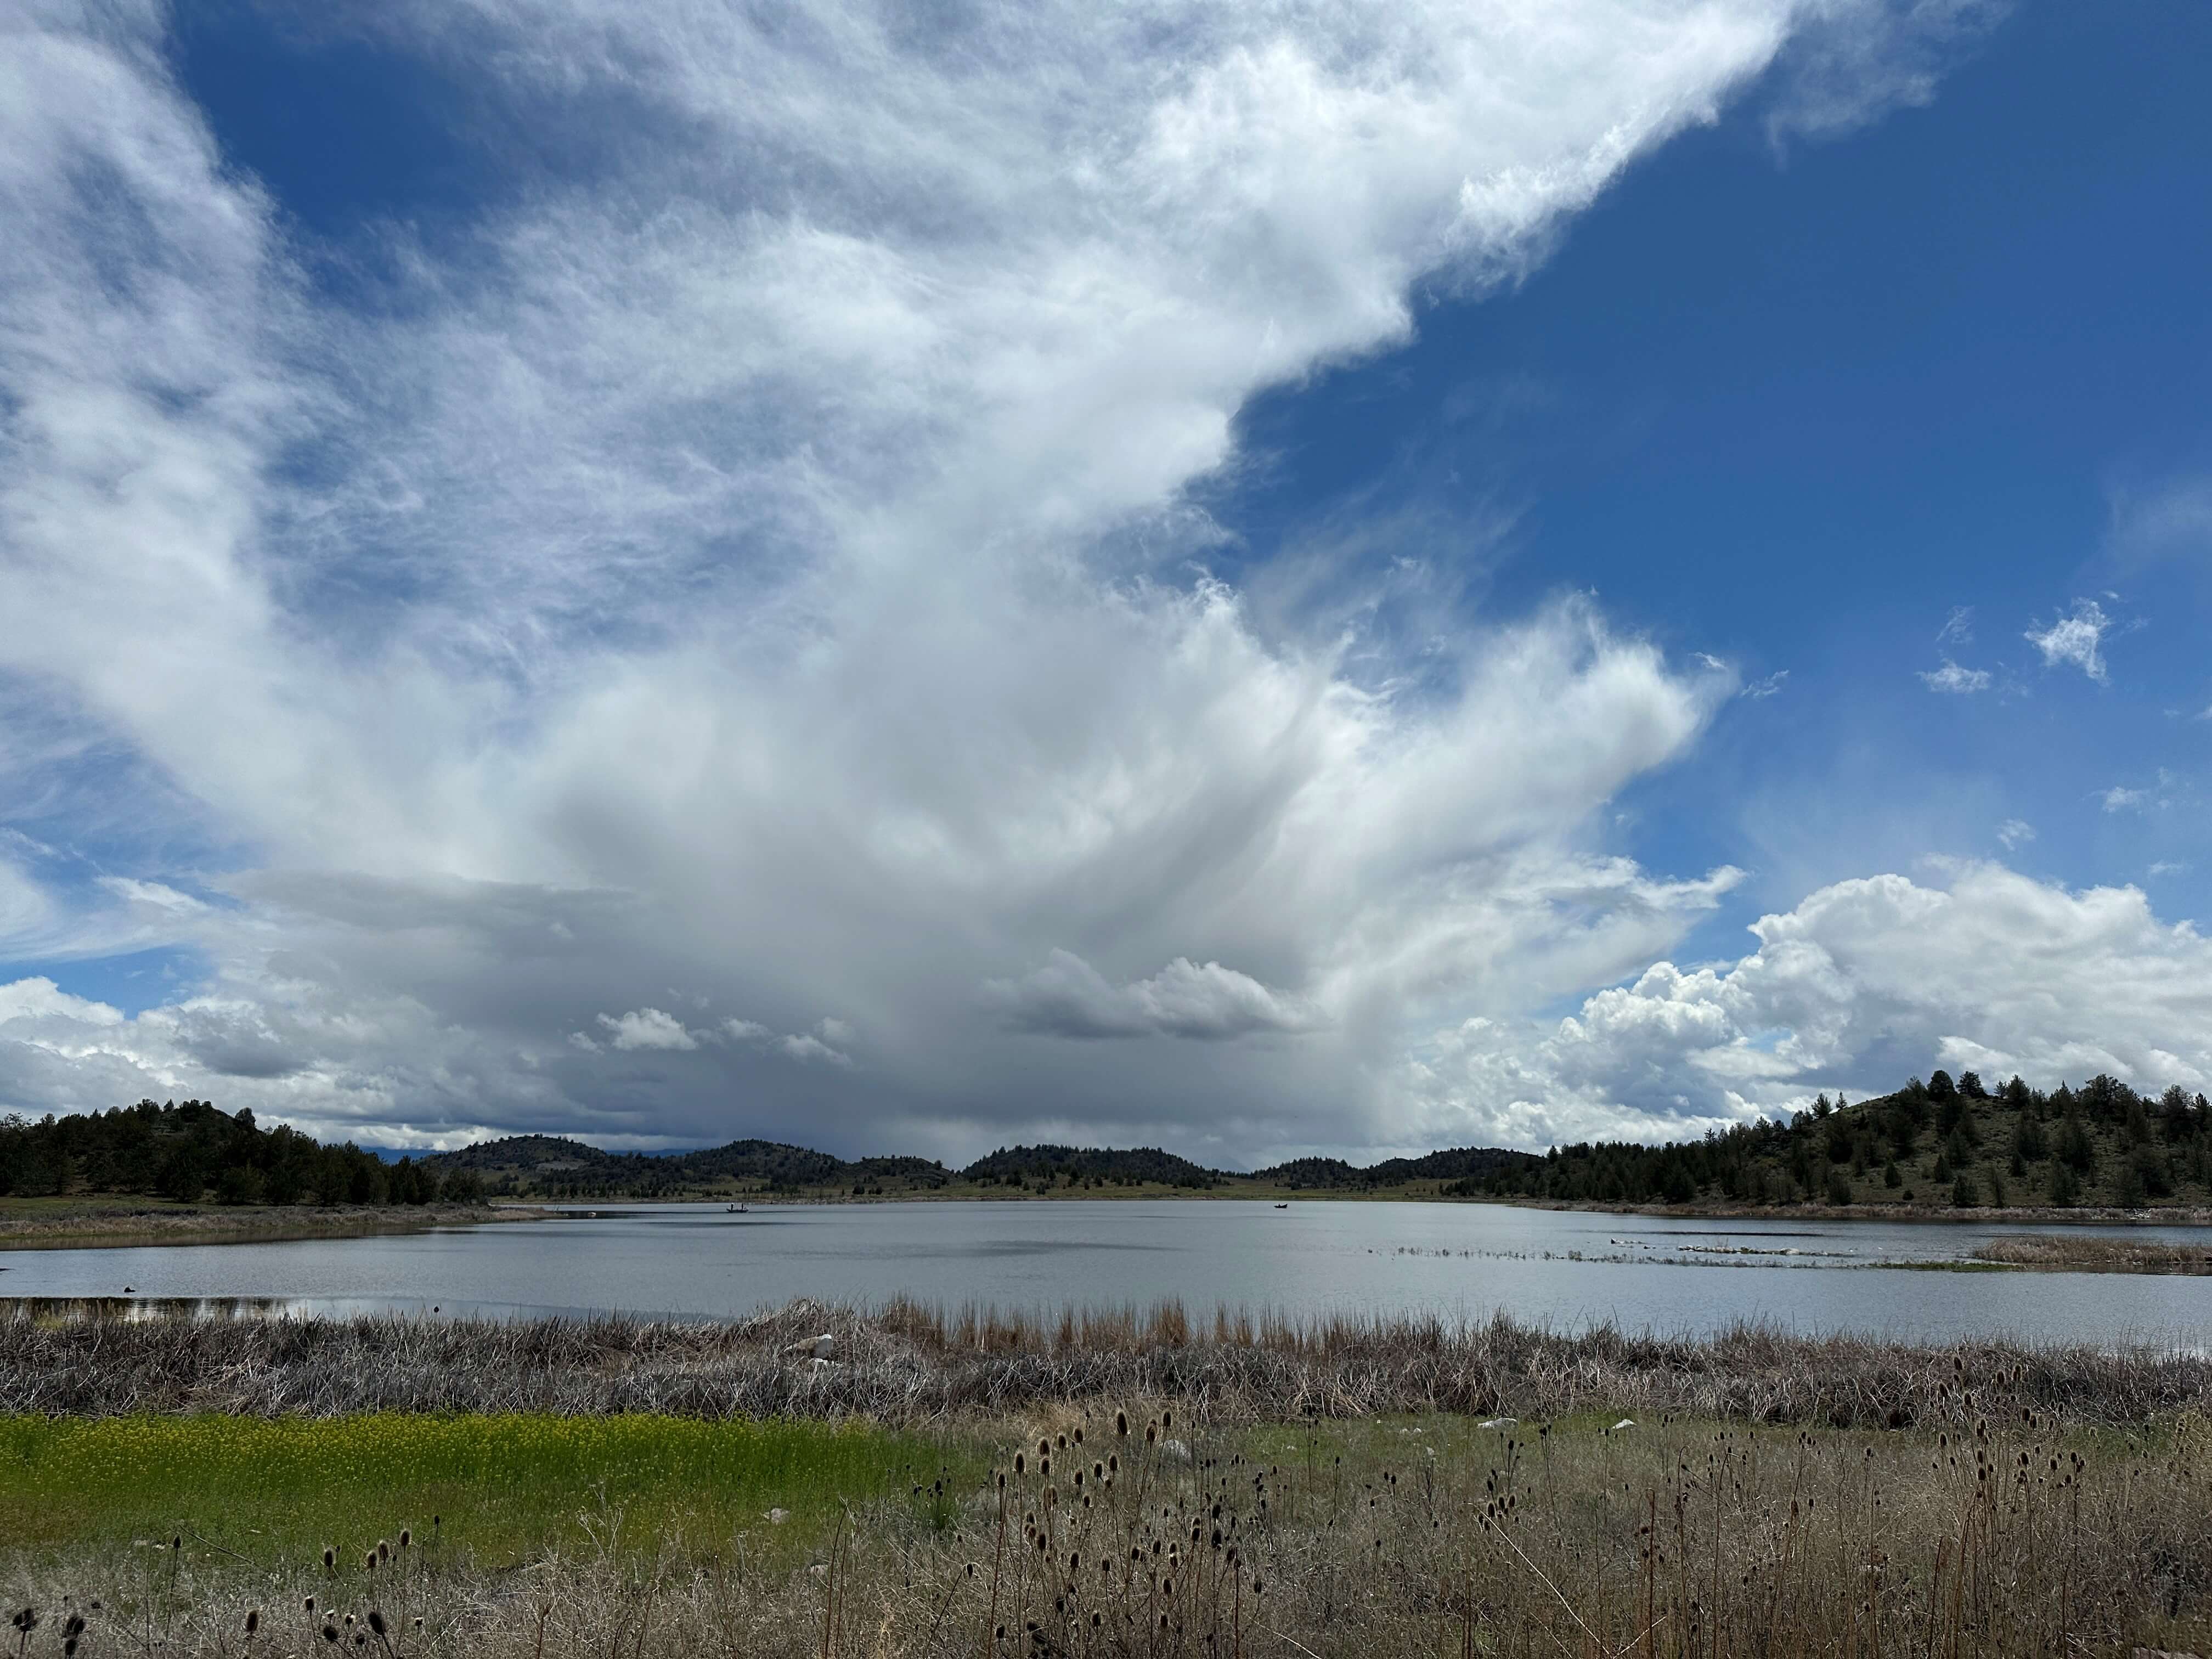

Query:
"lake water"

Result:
[[5, 1200, 2211, 1345]]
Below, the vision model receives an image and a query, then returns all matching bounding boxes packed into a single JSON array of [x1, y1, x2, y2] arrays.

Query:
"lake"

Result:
[[5, 1199, 2211, 1345]]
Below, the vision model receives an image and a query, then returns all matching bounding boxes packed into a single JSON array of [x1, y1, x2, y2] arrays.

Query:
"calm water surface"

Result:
[[5, 1201, 2210, 1344]]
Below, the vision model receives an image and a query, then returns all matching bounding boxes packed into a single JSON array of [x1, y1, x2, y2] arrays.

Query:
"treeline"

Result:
[[0, 1099, 485, 1207], [1453, 1070, 2212, 1210]]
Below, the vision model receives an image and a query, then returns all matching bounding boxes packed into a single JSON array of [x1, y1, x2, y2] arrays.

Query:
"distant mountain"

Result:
[[394, 1068, 2212, 1211], [963, 1144, 1226, 1188]]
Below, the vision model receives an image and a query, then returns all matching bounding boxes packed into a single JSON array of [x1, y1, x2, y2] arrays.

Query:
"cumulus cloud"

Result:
[[1393, 864, 2212, 1151], [2024, 601, 2112, 682], [0, 0, 2019, 1158], [1918, 660, 1990, 694], [595, 1008, 698, 1051], [988, 950, 1317, 1041]]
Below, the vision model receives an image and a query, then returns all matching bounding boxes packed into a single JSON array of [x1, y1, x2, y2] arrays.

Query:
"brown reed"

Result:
[[2, 1298, 2207, 1429]]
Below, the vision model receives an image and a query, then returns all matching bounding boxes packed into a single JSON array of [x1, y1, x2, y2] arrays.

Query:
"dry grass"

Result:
[[1973, 1233, 2212, 1275], [0, 1201, 539, 1251], [3, 1403, 2207, 1657], [3, 1299, 2207, 1430]]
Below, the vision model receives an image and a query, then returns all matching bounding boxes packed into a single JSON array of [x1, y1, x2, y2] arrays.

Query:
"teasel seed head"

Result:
[[322, 1548, 336, 1571], [245, 1609, 261, 1635], [368, 1611, 386, 1636]]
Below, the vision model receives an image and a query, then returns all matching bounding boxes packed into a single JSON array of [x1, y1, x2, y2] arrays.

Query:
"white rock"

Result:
[[1611, 1418, 1637, 1431], [1477, 1417, 1516, 1431]]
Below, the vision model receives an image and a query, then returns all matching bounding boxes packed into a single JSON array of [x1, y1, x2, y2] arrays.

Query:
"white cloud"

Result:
[[1741, 670, 1788, 698], [0, 0, 2015, 1158], [2024, 600, 2112, 682], [595, 1008, 698, 1051], [1396, 864, 2212, 1150], [2100, 787, 2148, 814], [987, 950, 1318, 1041], [2149, 861, 2191, 878], [1995, 819, 2034, 850], [1918, 660, 1990, 694]]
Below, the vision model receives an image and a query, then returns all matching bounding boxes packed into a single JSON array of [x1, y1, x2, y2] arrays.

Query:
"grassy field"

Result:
[[0, 1412, 965, 1564], [0, 1197, 541, 1251], [1, 1398, 2206, 1656]]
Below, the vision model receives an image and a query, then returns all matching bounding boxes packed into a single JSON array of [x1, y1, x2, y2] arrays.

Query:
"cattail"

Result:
[[245, 1610, 261, 1635]]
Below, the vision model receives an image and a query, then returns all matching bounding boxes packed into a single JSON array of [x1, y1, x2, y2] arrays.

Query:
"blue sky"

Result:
[[1, 0, 2208, 1161], [1228, 0, 2211, 938]]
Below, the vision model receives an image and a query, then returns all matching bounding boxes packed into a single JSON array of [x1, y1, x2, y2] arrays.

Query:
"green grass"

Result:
[[0, 1413, 979, 1567]]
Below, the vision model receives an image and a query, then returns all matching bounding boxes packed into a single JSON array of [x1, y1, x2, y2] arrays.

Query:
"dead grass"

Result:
[[0, 1201, 539, 1251], [1973, 1233, 2212, 1275], [2, 1299, 2206, 1430]]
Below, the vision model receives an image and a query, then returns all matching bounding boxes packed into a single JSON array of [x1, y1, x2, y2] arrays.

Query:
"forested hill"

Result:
[[1458, 1070, 2212, 1210], [0, 1098, 482, 1205], [419, 1132, 1545, 1198]]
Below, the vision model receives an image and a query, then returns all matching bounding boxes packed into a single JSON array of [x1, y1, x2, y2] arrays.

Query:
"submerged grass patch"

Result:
[[0, 1412, 972, 1564]]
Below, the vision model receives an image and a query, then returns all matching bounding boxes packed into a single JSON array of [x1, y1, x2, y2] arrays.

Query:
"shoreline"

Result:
[[523, 1187, 2212, 1227], [0, 1198, 548, 1251]]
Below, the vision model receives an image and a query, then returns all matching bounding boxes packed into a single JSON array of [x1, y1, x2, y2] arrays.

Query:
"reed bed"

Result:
[[1973, 1232, 2212, 1274], [3, 1299, 2208, 1429], [3, 1402, 2207, 1657]]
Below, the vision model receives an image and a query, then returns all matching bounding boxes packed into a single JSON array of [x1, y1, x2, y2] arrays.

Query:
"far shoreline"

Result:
[[517, 1187, 2212, 1227], [0, 1198, 549, 1252]]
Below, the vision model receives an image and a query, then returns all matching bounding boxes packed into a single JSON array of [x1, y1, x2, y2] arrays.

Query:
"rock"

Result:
[[1610, 1418, 1636, 1431], [1477, 1417, 1516, 1431]]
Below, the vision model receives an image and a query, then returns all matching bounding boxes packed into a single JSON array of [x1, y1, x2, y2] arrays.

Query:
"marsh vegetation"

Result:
[[1, 1308, 2207, 1656]]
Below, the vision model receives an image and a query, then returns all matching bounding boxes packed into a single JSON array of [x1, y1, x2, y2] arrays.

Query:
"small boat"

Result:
[[726, 1201, 749, 1214], [1273, 1202, 1289, 1209]]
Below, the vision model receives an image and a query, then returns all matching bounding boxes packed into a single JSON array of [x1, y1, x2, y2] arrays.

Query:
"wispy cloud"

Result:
[[1995, 819, 2035, 850], [1741, 670, 1789, 699], [2100, 786, 2148, 814], [1936, 606, 1975, 646], [1919, 660, 1990, 694]]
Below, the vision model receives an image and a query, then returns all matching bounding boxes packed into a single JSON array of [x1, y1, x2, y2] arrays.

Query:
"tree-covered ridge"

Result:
[[1457, 1070, 2212, 1209], [0, 1098, 483, 1206]]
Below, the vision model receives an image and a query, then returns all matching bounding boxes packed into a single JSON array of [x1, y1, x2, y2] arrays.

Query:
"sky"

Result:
[[2, 0, 2208, 1166]]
